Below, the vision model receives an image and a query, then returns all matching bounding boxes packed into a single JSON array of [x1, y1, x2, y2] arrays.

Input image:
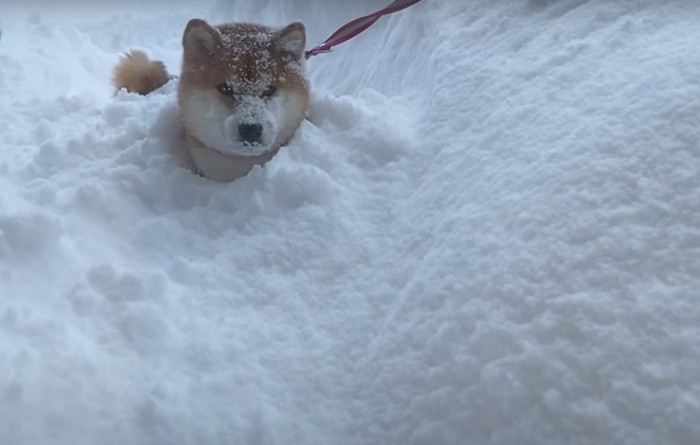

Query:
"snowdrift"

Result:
[[1, 1, 699, 444]]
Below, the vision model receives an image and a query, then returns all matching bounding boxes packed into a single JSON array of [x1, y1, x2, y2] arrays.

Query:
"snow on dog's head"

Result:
[[178, 19, 309, 157]]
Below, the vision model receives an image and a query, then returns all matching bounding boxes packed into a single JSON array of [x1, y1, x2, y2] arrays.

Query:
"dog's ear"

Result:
[[276, 22, 306, 61], [183, 19, 221, 60]]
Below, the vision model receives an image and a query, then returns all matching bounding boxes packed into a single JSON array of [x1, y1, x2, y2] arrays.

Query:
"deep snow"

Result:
[[1, 1, 700, 444]]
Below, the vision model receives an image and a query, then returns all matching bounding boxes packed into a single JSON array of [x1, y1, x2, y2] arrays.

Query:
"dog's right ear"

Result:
[[183, 19, 221, 60]]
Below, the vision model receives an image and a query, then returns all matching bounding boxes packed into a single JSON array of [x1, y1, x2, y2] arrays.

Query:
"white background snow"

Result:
[[1, 1, 700, 444]]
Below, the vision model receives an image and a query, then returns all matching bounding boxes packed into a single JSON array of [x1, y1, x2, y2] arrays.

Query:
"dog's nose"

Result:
[[238, 123, 263, 144]]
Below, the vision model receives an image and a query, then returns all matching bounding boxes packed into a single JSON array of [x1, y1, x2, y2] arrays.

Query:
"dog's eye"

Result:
[[217, 83, 233, 96], [262, 85, 277, 98]]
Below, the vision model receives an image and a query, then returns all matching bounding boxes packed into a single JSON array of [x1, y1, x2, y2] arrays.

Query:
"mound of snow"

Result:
[[1, 1, 700, 444]]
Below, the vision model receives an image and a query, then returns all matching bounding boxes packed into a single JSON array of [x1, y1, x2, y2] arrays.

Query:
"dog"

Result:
[[112, 19, 310, 181]]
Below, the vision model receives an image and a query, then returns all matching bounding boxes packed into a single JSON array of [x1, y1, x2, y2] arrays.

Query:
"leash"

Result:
[[305, 0, 423, 59]]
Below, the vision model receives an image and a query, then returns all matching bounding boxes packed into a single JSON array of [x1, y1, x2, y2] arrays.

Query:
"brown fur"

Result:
[[111, 19, 310, 181], [176, 20, 309, 181], [112, 50, 170, 95], [178, 22, 308, 109]]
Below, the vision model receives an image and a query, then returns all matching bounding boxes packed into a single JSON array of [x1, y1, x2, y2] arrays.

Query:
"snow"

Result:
[[2, 1, 700, 444]]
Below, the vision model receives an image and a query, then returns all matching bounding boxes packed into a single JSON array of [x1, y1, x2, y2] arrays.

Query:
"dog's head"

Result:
[[178, 19, 309, 157]]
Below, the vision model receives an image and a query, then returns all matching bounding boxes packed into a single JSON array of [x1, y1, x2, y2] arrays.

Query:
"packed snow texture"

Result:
[[1, 1, 700, 444]]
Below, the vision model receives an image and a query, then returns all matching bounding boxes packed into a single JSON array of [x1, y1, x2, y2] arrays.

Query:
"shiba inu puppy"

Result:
[[113, 19, 310, 181]]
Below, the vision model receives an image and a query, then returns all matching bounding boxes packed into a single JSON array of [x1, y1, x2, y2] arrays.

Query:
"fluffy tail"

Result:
[[112, 50, 170, 95]]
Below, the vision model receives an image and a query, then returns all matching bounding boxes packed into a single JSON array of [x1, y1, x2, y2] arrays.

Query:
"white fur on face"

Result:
[[182, 88, 305, 157]]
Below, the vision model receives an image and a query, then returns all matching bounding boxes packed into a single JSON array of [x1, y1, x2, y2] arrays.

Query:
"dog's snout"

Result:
[[238, 123, 263, 144]]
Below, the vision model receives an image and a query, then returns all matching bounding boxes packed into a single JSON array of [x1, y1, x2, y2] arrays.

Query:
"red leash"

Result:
[[305, 0, 423, 59]]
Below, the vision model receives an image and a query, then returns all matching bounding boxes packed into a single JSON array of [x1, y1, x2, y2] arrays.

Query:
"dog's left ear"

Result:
[[276, 22, 306, 61]]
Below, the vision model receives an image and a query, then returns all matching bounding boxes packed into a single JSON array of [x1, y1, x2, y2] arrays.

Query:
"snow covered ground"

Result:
[[2, 0, 700, 444]]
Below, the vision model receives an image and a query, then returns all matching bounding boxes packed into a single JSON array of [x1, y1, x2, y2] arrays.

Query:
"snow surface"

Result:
[[2, 1, 700, 444]]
